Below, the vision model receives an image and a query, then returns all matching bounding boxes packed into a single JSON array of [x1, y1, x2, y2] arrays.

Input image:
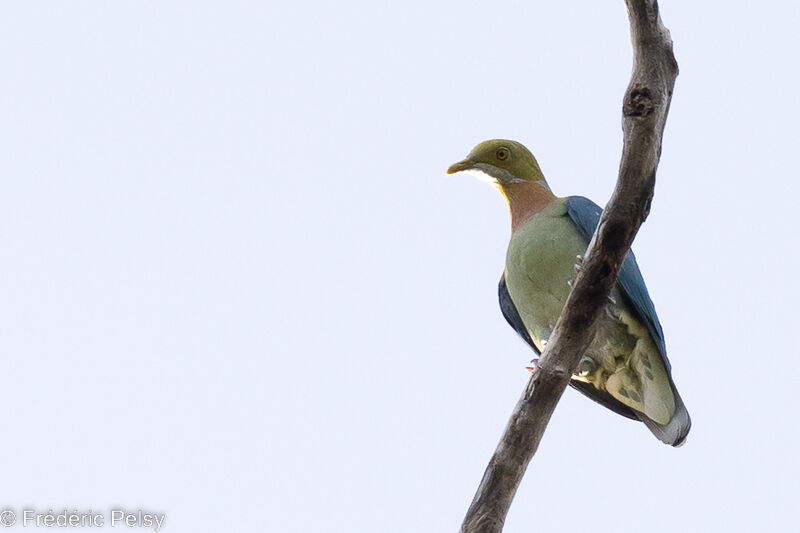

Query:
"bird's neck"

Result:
[[499, 181, 557, 233]]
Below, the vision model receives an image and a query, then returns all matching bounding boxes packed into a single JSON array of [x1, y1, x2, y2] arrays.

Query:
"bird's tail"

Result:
[[638, 380, 691, 446]]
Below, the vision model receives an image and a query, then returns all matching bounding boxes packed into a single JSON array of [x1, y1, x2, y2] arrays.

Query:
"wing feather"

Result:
[[498, 274, 639, 420], [564, 196, 669, 368]]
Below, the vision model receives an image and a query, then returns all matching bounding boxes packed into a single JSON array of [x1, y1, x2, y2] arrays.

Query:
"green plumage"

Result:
[[504, 198, 675, 424], [448, 139, 690, 445]]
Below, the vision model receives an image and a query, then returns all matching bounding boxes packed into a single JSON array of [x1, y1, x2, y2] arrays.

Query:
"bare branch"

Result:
[[459, 2, 678, 532]]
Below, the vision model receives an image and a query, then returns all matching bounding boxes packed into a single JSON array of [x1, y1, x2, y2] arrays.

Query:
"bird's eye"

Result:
[[496, 147, 510, 161]]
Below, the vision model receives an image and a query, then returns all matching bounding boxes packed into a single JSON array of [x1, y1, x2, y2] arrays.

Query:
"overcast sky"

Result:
[[2, 1, 799, 532]]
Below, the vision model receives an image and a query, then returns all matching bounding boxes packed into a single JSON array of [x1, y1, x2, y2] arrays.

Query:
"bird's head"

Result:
[[446, 139, 547, 187]]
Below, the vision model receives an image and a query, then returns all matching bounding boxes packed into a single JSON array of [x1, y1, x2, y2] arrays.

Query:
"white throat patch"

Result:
[[470, 163, 526, 184]]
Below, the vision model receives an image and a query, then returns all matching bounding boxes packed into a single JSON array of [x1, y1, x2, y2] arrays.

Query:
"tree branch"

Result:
[[459, 2, 678, 532]]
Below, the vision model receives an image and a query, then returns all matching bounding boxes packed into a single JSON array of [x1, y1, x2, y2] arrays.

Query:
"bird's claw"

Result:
[[568, 255, 585, 287], [526, 358, 541, 374]]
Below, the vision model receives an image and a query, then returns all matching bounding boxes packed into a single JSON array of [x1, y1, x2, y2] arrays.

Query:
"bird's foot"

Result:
[[567, 255, 585, 288], [525, 358, 540, 374], [572, 356, 598, 383], [576, 356, 594, 377]]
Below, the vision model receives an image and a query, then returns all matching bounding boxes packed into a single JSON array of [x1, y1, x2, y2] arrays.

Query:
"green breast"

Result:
[[504, 199, 587, 351], [503, 198, 675, 424]]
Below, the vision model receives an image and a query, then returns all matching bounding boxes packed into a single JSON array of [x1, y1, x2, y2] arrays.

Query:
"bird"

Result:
[[447, 139, 691, 446]]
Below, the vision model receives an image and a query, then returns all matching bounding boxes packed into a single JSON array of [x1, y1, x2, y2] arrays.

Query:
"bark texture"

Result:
[[460, 2, 678, 532]]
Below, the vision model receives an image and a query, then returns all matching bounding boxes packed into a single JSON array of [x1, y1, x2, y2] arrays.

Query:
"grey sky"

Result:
[[1, 1, 798, 532]]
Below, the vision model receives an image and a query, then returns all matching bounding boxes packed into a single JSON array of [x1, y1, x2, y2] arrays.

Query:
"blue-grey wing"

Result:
[[564, 195, 670, 371], [498, 274, 539, 354]]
